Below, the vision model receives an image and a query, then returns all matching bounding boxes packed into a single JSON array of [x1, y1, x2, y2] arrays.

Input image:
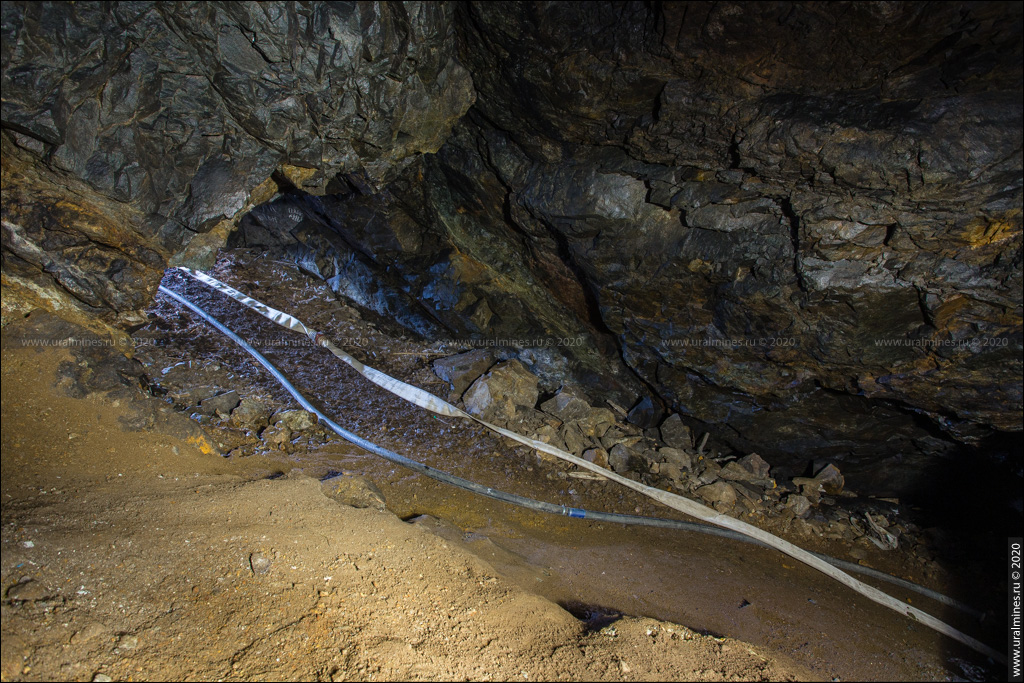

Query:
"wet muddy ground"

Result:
[[129, 250, 1005, 681]]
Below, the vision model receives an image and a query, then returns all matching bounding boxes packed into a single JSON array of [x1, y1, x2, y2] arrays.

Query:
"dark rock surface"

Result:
[[2, 0, 473, 327], [659, 414, 693, 451], [400, 1, 1021, 464], [428, 1, 1022, 462], [2, 1, 1021, 469]]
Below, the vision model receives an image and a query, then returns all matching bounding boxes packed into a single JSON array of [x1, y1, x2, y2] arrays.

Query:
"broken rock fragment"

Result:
[[696, 481, 737, 508], [198, 390, 240, 416], [626, 396, 664, 429], [582, 447, 610, 469], [432, 350, 496, 398], [658, 447, 692, 472], [738, 453, 771, 480], [539, 384, 594, 422], [463, 360, 539, 422], [813, 463, 845, 495], [659, 414, 692, 450]]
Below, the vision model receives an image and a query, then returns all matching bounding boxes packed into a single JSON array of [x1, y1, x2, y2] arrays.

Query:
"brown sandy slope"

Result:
[[1, 318, 811, 682]]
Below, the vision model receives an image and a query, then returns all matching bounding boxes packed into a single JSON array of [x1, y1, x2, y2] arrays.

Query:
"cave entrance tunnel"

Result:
[[3, 1, 1021, 676], [142, 166, 1022, 655], [216, 169, 1024, 514]]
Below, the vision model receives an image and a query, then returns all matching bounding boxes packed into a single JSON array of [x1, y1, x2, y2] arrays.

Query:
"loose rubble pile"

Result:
[[433, 350, 935, 567], [154, 354, 333, 461]]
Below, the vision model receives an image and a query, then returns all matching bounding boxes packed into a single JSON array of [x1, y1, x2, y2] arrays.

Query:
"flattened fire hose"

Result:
[[157, 272, 1004, 663]]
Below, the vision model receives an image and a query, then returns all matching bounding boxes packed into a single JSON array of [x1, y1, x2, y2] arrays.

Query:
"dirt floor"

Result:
[[2, 323, 812, 682], [0, 253, 1006, 681]]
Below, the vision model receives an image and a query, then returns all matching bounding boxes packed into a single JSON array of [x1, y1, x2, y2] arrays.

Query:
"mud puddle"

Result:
[[132, 251, 1000, 681]]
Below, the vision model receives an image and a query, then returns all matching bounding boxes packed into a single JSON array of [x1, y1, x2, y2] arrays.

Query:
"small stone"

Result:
[[92, 675, 113, 683], [117, 634, 139, 650], [696, 459, 722, 484], [731, 481, 761, 503], [582, 448, 610, 469], [576, 407, 616, 439], [799, 483, 822, 505], [659, 414, 692, 450], [599, 426, 625, 449], [231, 397, 271, 430], [6, 580, 51, 603], [249, 552, 272, 575], [791, 519, 815, 537], [785, 494, 812, 518], [607, 444, 634, 473], [660, 462, 683, 482], [274, 409, 317, 431], [560, 423, 587, 455], [463, 360, 539, 422], [539, 385, 593, 422], [198, 390, 240, 416], [532, 424, 566, 452], [720, 461, 761, 483], [658, 447, 692, 471], [260, 423, 292, 447], [168, 384, 219, 407], [509, 407, 547, 433], [618, 422, 642, 436], [738, 453, 771, 479], [695, 481, 736, 507], [813, 463, 845, 495]]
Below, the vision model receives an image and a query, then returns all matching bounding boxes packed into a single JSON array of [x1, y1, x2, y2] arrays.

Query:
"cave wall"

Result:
[[3, 1, 1021, 462], [1, 0, 473, 329], [395, 1, 1023, 459]]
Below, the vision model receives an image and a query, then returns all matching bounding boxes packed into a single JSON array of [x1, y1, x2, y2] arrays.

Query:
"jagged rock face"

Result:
[[1, 0, 473, 328], [421, 1, 1022, 460], [2, 1, 1021, 463]]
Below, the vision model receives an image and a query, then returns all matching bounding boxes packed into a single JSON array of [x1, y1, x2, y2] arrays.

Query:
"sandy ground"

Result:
[[1, 320, 813, 682]]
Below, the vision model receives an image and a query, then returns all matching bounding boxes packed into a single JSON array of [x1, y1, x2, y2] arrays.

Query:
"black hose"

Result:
[[157, 284, 983, 620]]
